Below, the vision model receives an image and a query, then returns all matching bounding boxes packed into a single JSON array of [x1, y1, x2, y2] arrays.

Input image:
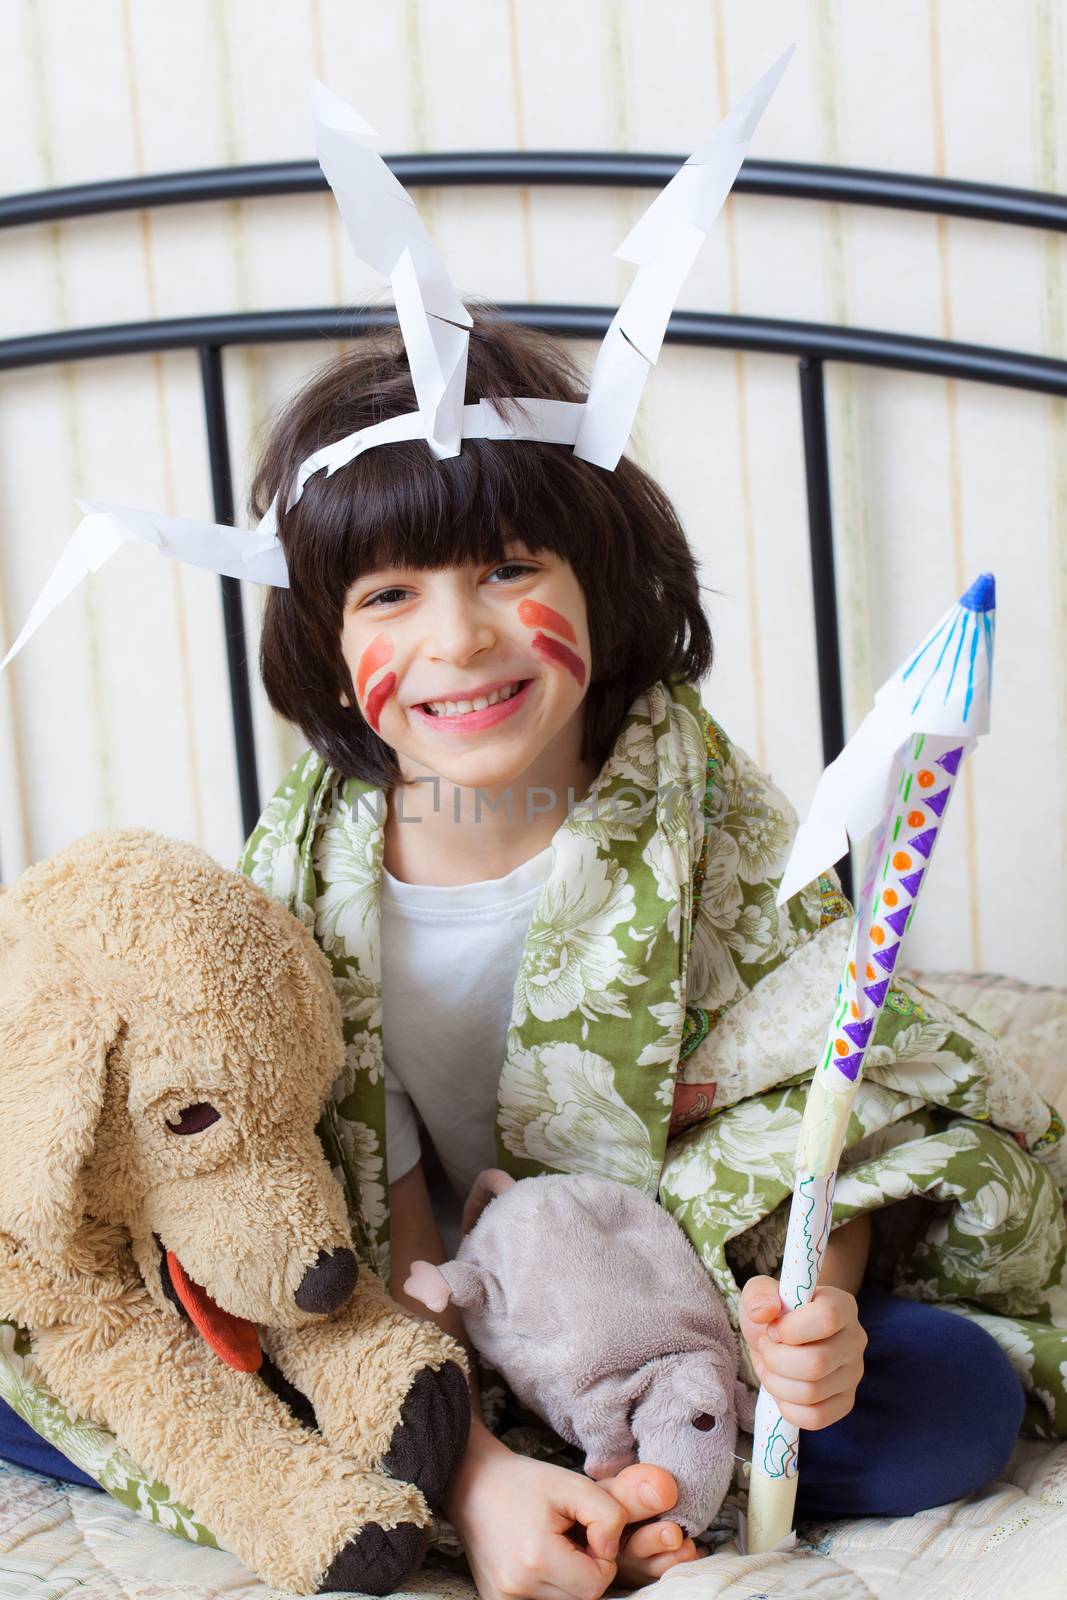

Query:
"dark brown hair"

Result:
[[252, 306, 712, 784]]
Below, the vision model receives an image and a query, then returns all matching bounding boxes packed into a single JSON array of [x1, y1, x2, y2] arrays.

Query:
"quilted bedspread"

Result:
[[1, 1441, 1064, 1600]]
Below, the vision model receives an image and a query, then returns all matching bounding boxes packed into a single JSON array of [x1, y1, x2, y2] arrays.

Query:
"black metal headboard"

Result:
[[3, 153, 1067, 901]]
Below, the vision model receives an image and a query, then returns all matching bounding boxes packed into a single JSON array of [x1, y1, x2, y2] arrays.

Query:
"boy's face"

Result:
[[339, 538, 593, 790]]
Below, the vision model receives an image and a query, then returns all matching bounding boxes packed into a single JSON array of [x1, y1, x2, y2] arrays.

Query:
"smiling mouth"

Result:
[[416, 679, 530, 718]]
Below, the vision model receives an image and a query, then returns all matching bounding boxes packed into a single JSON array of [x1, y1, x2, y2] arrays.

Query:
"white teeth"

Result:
[[424, 681, 524, 717]]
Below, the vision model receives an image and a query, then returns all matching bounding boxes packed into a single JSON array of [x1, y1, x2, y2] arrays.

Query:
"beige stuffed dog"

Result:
[[0, 829, 469, 1595]]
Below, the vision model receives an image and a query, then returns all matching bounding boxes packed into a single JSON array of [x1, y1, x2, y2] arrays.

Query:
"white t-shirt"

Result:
[[380, 842, 555, 1253]]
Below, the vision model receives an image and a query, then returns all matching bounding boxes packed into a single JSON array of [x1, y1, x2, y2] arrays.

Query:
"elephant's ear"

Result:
[[0, 914, 116, 1255], [734, 1379, 757, 1434]]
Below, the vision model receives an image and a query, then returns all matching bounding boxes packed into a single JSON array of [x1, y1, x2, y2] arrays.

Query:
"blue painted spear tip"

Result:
[[960, 572, 995, 613]]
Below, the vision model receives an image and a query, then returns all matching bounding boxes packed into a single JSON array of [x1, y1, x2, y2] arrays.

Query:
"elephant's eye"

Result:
[[165, 1102, 221, 1135], [692, 1413, 717, 1431]]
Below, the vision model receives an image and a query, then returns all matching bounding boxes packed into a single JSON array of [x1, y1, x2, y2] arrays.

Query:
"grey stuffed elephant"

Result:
[[405, 1170, 755, 1538]]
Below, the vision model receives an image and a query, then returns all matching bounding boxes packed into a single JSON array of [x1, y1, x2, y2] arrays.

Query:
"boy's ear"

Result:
[[0, 922, 116, 1254]]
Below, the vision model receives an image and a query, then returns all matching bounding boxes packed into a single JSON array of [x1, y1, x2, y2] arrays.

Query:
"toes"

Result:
[[318, 1521, 429, 1596], [624, 1520, 684, 1559], [600, 1461, 680, 1522], [380, 1361, 470, 1508]]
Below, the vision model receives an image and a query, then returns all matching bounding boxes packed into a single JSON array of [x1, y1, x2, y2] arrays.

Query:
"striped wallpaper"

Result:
[[1, 0, 1065, 986]]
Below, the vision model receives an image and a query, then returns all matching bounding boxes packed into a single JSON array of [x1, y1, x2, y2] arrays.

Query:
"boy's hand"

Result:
[[446, 1433, 618, 1600], [739, 1276, 867, 1430], [446, 1426, 698, 1600]]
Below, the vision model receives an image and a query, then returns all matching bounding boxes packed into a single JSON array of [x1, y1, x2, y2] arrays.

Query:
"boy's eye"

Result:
[[489, 566, 537, 585], [362, 564, 533, 607]]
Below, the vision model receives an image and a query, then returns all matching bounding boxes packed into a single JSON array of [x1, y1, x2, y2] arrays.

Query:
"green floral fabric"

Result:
[[2, 676, 1066, 1548], [237, 677, 1067, 1438]]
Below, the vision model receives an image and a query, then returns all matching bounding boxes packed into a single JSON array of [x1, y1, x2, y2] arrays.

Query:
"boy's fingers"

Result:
[[556, 1478, 627, 1560], [776, 1393, 856, 1431], [759, 1365, 858, 1408], [740, 1275, 783, 1326], [533, 1568, 612, 1600], [598, 1462, 679, 1522], [772, 1290, 852, 1345], [542, 1527, 617, 1600], [758, 1326, 857, 1380]]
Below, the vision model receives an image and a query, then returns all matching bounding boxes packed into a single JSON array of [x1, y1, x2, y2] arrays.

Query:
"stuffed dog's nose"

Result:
[[294, 1247, 359, 1313]]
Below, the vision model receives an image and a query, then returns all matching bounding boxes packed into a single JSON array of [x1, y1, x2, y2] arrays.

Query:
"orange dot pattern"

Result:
[[822, 742, 959, 1090]]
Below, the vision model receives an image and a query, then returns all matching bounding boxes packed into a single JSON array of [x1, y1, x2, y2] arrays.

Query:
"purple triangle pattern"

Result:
[[899, 869, 925, 898], [873, 942, 900, 973], [864, 978, 890, 1008], [908, 828, 938, 859], [884, 905, 911, 937], [843, 1017, 875, 1049], [937, 746, 964, 776], [835, 1052, 864, 1082], [924, 787, 950, 818]]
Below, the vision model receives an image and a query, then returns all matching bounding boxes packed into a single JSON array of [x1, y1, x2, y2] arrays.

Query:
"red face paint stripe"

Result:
[[517, 598, 577, 644], [532, 632, 586, 688], [365, 671, 396, 734], [356, 635, 394, 700]]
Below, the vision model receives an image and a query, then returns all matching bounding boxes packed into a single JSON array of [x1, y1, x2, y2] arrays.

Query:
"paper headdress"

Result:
[[2, 47, 793, 671]]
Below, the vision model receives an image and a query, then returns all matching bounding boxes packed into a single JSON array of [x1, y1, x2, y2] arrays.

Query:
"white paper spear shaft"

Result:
[[745, 574, 996, 1554]]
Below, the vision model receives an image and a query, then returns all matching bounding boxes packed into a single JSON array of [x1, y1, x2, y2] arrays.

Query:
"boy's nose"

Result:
[[427, 601, 497, 663]]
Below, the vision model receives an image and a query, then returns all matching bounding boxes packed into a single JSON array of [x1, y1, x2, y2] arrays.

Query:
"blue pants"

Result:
[[0, 1289, 1026, 1519], [795, 1288, 1026, 1519]]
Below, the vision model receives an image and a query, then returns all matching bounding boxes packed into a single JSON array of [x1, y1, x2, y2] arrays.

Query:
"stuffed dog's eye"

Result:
[[692, 1413, 717, 1431], [165, 1102, 221, 1135]]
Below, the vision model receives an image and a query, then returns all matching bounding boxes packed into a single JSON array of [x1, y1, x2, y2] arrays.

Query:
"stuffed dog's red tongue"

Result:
[[165, 1250, 262, 1372]]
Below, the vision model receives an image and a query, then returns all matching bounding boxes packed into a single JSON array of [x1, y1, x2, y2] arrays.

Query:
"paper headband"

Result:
[[2, 46, 793, 672]]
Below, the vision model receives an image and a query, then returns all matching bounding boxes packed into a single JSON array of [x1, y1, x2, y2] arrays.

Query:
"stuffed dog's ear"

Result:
[[0, 920, 116, 1253]]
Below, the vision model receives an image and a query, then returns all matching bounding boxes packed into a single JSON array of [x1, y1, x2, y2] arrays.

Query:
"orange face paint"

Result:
[[356, 636, 396, 734], [356, 635, 394, 701], [531, 631, 587, 688], [517, 598, 577, 643]]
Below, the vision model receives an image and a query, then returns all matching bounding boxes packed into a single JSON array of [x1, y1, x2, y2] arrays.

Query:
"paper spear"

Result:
[[744, 573, 996, 1555]]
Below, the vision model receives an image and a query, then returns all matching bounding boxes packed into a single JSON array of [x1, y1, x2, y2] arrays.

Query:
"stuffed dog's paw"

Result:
[[319, 1520, 431, 1596], [380, 1359, 470, 1507]]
